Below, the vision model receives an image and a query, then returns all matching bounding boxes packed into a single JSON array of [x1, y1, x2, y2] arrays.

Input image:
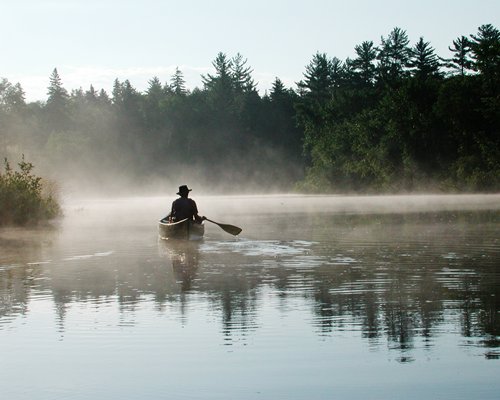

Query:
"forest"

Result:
[[0, 24, 499, 194]]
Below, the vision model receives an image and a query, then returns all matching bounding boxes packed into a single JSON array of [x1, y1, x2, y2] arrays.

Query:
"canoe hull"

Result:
[[158, 218, 205, 241]]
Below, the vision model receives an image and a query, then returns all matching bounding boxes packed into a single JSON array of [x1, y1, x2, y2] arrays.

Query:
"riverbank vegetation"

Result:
[[0, 156, 61, 225], [0, 24, 498, 193]]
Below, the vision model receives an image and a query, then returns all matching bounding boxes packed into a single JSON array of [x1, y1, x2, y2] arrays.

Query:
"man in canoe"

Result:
[[166, 185, 205, 223]]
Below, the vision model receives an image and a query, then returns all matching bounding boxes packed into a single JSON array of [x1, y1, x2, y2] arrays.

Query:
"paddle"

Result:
[[205, 218, 242, 236]]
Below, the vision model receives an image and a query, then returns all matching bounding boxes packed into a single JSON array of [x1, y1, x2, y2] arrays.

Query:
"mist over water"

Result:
[[1, 194, 499, 400]]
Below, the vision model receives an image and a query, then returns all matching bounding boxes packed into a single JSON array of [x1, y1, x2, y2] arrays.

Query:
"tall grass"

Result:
[[0, 156, 61, 225]]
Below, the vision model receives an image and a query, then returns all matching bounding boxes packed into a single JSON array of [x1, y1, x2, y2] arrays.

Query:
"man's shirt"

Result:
[[171, 197, 198, 221]]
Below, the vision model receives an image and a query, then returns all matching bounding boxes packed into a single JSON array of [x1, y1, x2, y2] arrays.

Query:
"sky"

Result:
[[2, 0, 499, 102]]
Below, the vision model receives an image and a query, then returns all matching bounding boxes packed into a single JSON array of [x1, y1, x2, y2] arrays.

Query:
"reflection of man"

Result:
[[172, 251, 199, 291], [169, 185, 205, 223]]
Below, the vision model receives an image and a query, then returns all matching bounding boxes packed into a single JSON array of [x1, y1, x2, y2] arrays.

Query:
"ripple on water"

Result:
[[200, 239, 316, 257], [63, 251, 115, 261]]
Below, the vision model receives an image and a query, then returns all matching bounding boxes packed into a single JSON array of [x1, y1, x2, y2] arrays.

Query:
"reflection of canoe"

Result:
[[158, 239, 200, 290], [158, 218, 205, 241]]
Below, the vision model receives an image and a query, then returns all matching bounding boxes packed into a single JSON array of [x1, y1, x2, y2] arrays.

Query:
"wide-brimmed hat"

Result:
[[177, 185, 192, 195]]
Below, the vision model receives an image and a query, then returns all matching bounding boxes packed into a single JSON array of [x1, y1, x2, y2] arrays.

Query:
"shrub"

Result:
[[0, 156, 61, 225]]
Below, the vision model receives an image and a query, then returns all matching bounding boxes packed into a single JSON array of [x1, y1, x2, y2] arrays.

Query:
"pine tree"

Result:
[[270, 77, 287, 101], [330, 57, 346, 89], [170, 67, 187, 95], [447, 36, 473, 76], [0, 79, 26, 112], [144, 76, 166, 133], [45, 68, 70, 131], [201, 52, 235, 111], [202, 52, 233, 92], [231, 53, 256, 93], [85, 84, 98, 103], [98, 89, 110, 104], [47, 68, 69, 109], [147, 76, 163, 97], [409, 37, 441, 78], [377, 27, 411, 85], [469, 24, 500, 79], [351, 41, 378, 87], [112, 78, 123, 104], [297, 52, 334, 100]]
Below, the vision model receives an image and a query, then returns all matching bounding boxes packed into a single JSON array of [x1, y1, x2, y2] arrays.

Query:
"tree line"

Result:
[[0, 24, 498, 194]]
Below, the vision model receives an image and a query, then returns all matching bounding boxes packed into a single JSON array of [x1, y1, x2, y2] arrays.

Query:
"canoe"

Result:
[[158, 218, 205, 241]]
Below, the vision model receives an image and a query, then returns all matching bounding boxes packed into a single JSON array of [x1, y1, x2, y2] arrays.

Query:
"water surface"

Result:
[[1, 194, 499, 399]]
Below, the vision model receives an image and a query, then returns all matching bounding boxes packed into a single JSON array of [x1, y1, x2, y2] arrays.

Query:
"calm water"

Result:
[[1, 194, 499, 400]]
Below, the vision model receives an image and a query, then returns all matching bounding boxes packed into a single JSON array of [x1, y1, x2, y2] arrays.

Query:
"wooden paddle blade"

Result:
[[218, 223, 242, 236], [206, 219, 242, 236]]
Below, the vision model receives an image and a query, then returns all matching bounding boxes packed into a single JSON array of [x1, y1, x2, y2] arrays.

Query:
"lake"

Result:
[[1, 194, 499, 400]]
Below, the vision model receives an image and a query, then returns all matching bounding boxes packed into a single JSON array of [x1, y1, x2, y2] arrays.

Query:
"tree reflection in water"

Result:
[[0, 208, 499, 361]]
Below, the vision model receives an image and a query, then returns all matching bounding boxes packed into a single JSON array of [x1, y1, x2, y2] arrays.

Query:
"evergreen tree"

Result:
[[202, 52, 234, 93], [351, 41, 378, 87], [202, 52, 235, 113], [170, 67, 187, 95], [469, 24, 500, 79], [112, 78, 123, 104], [468, 24, 500, 181], [144, 76, 166, 131], [330, 57, 346, 89], [45, 68, 70, 132], [2, 24, 500, 193], [120, 80, 141, 116], [297, 52, 334, 100], [0, 79, 28, 155], [71, 87, 84, 102], [447, 36, 473, 76], [296, 52, 337, 162], [147, 76, 163, 98], [270, 77, 287, 101], [98, 89, 110, 104], [85, 85, 98, 103], [112, 79, 143, 136], [231, 53, 256, 93], [377, 27, 411, 85], [268, 78, 302, 156], [0, 79, 26, 112], [47, 68, 69, 107], [409, 37, 442, 78]]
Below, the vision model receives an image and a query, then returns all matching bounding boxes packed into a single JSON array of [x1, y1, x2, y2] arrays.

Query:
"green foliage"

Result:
[[298, 24, 500, 193], [377, 27, 411, 86], [0, 78, 26, 112], [1, 24, 499, 194], [45, 68, 70, 132], [409, 37, 442, 78], [469, 24, 500, 79], [0, 156, 61, 225], [170, 68, 187, 95], [351, 41, 378, 87], [447, 36, 473, 76]]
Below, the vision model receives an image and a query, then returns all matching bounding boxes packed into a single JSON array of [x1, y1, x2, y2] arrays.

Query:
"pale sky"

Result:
[[2, 0, 499, 102]]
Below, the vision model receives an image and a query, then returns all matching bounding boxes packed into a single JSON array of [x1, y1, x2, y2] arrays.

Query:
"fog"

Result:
[[2, 109, 304, 199], [2, 188, 499, 400], [192, 193, 500, 215], [58, 193, 500, 230], [2, 37, 499, 200]]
